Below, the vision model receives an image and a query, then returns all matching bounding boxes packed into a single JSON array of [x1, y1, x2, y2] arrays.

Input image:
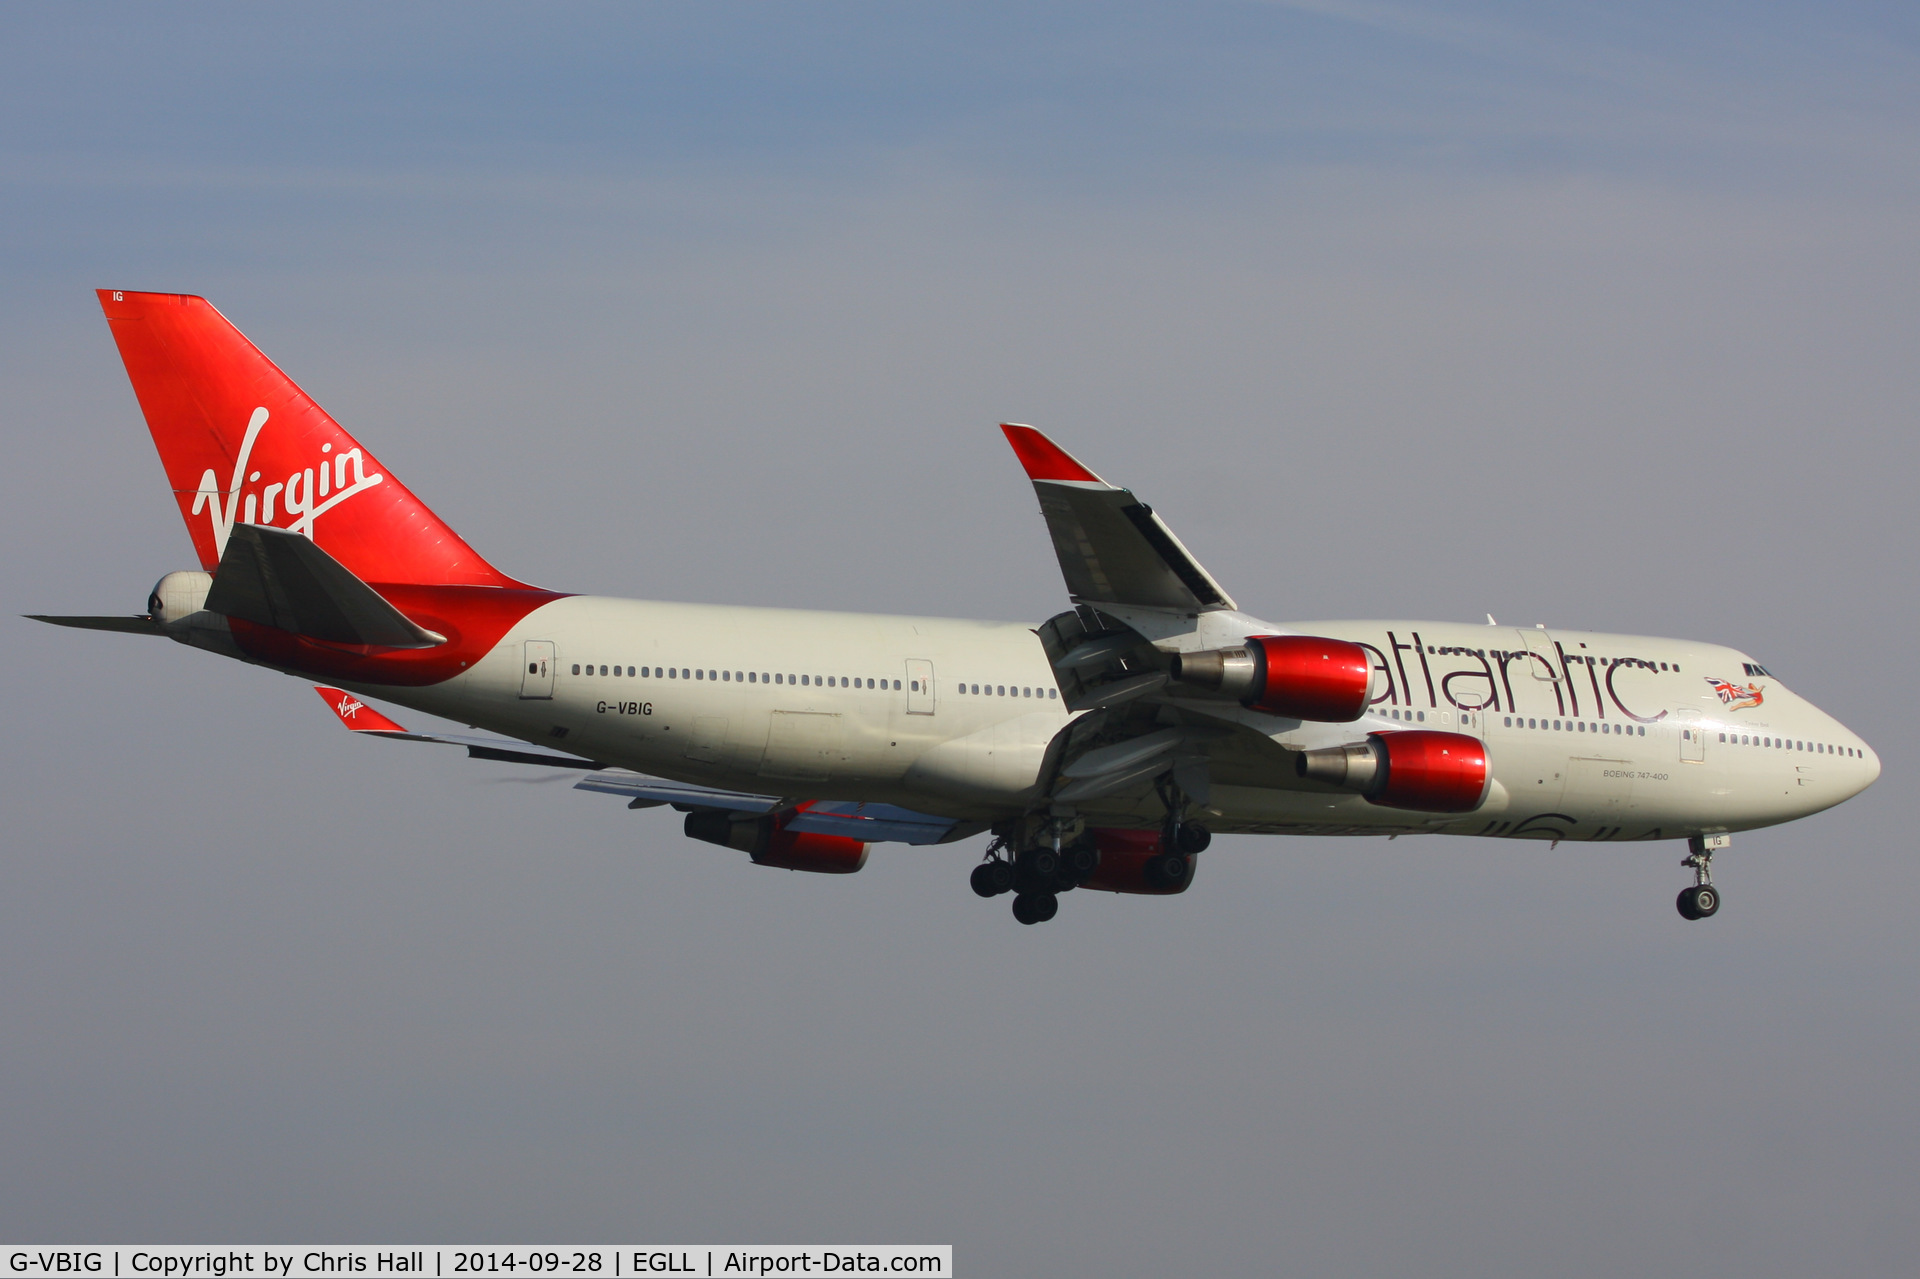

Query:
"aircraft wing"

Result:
[[571, 776, 965, 842], [1001, 423, 1236, 613], [783, 801, 965, 845], [313, 686, 966, 843], [573, 771, 784, 814]]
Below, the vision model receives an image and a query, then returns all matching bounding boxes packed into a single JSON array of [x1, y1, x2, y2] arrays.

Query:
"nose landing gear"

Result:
[[1677, 833, 1729, 920]]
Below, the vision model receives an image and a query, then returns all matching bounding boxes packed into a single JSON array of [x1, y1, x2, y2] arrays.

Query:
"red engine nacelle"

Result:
[[1295, 729, 1489, 814], [1170, 634, 1372, 722], [1076, 827, 1196, 895], [684, 810, 870, 874]]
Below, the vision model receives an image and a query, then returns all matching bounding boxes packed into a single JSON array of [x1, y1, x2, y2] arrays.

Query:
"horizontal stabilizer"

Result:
[[209, 524, 446, 648], [314, 685, 603, 767], [27, 614, 164, 635]]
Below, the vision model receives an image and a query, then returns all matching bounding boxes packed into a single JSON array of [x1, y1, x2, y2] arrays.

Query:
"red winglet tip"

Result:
[[1000, 423, 1102, 484], [313, 685, 406, 733]]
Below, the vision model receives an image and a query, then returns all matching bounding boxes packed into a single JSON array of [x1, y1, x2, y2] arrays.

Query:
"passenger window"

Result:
[[911, 680, 919, 691], [801, 675, 809, 686], [1048, 688, 1057, 699], [893, 680, 901, 690], [571, 664, 580, 675], [600, 665, 607, 676]]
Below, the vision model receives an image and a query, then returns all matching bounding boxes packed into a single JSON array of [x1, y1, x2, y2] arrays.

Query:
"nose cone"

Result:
[[1859, 741, 1883, 794]]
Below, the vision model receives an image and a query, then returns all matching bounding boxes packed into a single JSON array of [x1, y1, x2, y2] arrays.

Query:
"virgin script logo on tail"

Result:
[[188, 407, 385, 558]]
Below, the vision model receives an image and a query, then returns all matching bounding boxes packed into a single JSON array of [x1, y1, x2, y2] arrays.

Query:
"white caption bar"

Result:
[[3, 1252, 951, 1279]]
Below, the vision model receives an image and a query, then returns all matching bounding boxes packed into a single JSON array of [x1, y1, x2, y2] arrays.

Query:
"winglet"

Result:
[[314, 685, 407, 733], [1000, 424, 1108, 485]]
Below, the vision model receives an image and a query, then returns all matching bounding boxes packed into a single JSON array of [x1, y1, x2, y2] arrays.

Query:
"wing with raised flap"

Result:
[[1001, 424, 1236, 613]]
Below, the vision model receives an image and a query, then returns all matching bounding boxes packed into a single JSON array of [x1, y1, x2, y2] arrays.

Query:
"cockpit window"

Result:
[[1742, 662, 1775, 678]]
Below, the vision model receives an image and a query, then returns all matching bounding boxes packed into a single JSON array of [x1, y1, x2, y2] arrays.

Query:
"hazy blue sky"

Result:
[[4, 5, 1918, 1274]]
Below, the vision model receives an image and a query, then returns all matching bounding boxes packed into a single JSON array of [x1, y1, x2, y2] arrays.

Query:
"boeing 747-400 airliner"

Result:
[[32, 290, 1880, 924]]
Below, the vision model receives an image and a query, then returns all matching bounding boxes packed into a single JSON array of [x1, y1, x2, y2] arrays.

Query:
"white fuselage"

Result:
[[312, 597, 1878, 845]]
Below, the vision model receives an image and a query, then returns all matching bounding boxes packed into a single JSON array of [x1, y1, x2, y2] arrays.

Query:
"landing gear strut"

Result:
[[1677, 833, 1728, 920], [1155, 776, 1211, 855]]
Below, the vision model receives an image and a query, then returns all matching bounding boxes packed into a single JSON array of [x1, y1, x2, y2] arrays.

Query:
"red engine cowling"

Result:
[[1170, 635, 1371, 722], [1076, 827, 1196, 895], [684, 810, 870, 874], [1295, 729, 1489, 813]]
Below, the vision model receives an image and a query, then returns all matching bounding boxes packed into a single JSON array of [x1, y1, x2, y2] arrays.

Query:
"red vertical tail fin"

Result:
[[97, 289, 523, 588]]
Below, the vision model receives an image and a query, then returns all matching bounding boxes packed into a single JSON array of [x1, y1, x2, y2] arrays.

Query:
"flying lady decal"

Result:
[[1708, 676, 1764, 711]]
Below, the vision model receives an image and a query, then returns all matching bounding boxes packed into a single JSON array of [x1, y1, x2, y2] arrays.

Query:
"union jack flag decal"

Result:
[[1708, 676, 1764, 711]]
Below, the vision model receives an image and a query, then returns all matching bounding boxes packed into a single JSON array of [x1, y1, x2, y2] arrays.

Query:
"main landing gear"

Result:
[[1676, 833, 1730, 920], [973, 784, 1213, 923], [971, 820, 1108, 925]]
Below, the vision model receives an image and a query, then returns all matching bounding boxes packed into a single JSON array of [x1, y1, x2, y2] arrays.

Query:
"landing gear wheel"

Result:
[[1143, 852, 1191, 890], [971, 861, 1014, 898], [1173, 823, 1211, 854], [1676, 884, 1719, 920], [1060, 840, 1101, 882], [1012, 892, 1059, 925], [1024, 847, 1061, 881]]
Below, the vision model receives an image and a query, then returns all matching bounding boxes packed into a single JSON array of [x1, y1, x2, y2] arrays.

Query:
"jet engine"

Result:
[[1170, 635, 1371, 722], [684, 810, 870, 873], [1075, 827, 1197, 895], [1294, 729, 1489, 813]]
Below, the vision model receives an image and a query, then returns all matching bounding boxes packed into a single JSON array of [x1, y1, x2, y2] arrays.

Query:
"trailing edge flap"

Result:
[[207, 523, 446, 648], [785, 801, 962, 846], [573, 774, 964, 844], [1001, 424, 1236, 613], [575, 772, 784, 814]]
